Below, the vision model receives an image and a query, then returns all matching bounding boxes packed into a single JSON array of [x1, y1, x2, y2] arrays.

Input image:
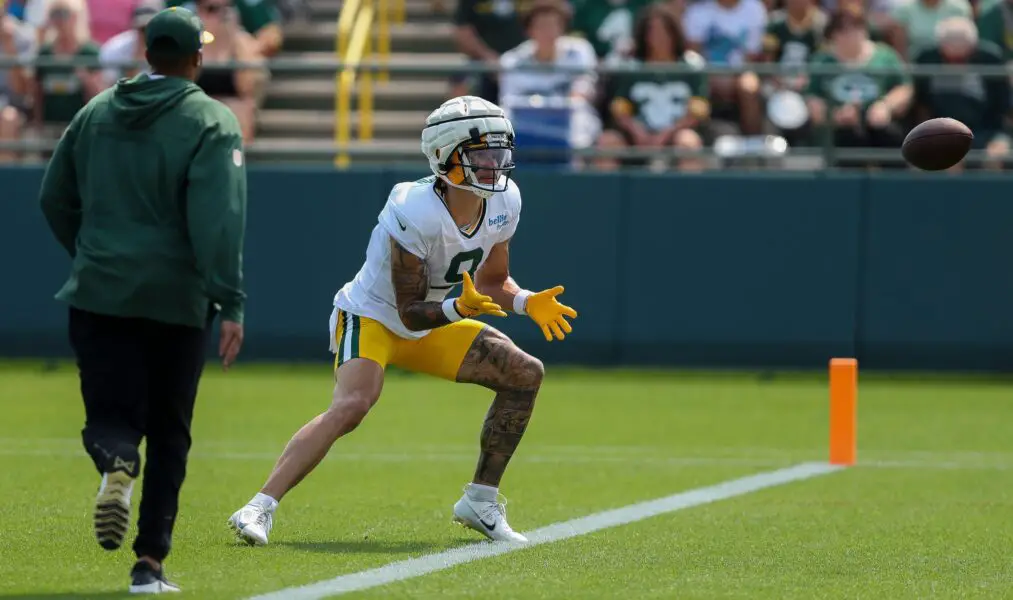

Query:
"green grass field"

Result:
[[1, 361, 1012, 599]]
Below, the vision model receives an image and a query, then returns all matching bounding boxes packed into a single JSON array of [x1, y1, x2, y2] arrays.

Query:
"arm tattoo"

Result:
[[390, 238, 452, 331], [457, 328, 544, 487]]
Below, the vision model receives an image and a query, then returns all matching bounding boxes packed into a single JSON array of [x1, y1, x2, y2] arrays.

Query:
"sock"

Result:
[[467, 483, 498, 502], [250, 492, 279, 512]]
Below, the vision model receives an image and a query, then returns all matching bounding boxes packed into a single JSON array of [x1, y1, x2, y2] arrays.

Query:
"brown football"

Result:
[[901, 117, 973, 171]]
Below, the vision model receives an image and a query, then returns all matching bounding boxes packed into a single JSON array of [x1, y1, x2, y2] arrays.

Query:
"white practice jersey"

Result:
[[334, 176, 522, 340]]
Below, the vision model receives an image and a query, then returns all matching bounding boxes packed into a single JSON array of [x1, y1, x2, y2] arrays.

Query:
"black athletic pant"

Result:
[[68, 306, 212, 562]]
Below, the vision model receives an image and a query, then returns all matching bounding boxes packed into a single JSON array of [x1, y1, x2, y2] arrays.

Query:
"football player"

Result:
[[227, 96, 577, 545]]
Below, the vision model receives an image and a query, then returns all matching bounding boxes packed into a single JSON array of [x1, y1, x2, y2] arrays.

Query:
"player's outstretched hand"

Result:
[[455, 272, 508, 318], [526, 286, 578, 342]]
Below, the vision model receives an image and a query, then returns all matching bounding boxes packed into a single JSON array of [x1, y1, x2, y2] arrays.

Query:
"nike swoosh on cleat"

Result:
[[479, 519, 496, 530]]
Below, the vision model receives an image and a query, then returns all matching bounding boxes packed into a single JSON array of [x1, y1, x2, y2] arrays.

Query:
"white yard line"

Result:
[[245, 462, 841, 600]]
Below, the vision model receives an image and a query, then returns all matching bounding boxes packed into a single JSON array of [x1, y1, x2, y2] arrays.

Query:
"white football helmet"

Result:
[[421, 96, 516, 199]]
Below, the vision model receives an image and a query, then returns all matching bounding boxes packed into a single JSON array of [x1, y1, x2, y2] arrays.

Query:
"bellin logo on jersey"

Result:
[[488, 213, 509, 229]]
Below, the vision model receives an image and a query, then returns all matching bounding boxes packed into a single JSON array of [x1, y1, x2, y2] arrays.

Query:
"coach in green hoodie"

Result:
[[39, 6, 246, 594]]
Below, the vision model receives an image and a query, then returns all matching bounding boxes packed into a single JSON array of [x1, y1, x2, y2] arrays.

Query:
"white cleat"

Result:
[[129, 580, 180, 595], [452, 485, 529, 543], [128, 561, 180, 594], [228, 504, 273, 546]]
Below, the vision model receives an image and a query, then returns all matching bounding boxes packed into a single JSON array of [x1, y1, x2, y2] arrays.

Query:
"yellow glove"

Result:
[[452, 271, 508, 318], [519, 286, 578, 342]]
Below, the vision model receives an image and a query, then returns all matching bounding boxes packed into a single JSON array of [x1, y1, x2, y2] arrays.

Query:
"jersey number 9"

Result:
[[443, 248, 485, 285]]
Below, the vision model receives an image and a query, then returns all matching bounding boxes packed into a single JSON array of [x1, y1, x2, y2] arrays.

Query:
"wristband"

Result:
[[442, 298, 464, 322], [513, 290, 533, 315]]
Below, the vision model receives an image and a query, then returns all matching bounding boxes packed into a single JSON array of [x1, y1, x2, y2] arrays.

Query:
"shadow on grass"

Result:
[[1, 593, 135, 599], [277, 537, 479, 555]]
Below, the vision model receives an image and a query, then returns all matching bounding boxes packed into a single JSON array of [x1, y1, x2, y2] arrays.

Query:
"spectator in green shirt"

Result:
[[805, 7, 913, 168], [570, 0, 653, 63], [763, 0, 827, 73], [597, 4, 710, 171], [30, 0, 104, 150]]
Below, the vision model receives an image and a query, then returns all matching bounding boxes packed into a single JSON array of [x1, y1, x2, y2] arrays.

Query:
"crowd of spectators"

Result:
[[453, 0, 1013, 170], [1, 0, 1009, 170], [0, 0, 285, 161]]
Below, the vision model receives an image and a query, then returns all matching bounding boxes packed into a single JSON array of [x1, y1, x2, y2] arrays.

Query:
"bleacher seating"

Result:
[[255, 0, 461, 163]]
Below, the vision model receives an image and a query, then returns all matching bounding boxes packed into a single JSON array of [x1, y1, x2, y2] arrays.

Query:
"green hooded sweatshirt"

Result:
[[39, 73, 247, 329]]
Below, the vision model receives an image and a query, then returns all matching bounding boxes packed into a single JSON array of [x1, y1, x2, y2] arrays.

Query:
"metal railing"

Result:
[[5, 55, 1013, 75], [334, 0, 372, 167], [333, 0, 403, 167]]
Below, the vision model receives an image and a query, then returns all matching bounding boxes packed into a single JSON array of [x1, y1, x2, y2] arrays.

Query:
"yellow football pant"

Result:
[[332, 309, 485, 381]]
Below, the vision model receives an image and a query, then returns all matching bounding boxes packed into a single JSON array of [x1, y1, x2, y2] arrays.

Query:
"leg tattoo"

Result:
[[475, 391, 535, 486], [457, 328, 544, 487]]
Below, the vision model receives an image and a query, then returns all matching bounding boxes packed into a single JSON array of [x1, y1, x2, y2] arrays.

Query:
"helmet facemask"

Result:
[[438, 128, 515, 199]]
